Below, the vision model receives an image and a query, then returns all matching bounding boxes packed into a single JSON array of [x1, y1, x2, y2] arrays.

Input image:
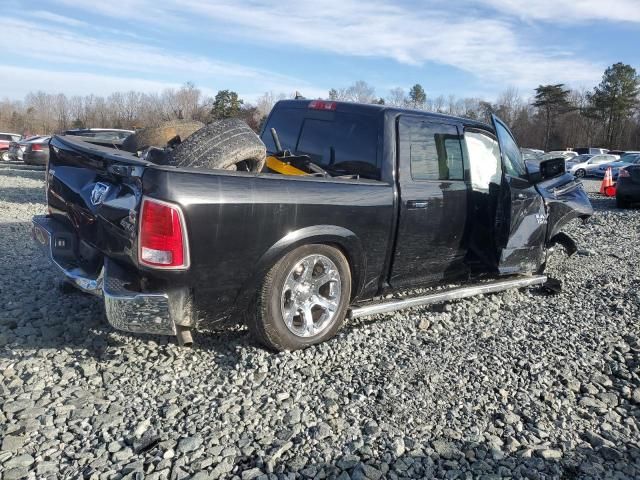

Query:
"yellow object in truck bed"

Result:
[[265, 156, 307, 176]]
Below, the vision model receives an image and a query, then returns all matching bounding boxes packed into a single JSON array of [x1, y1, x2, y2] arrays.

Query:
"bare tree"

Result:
[[386, 87, 407, 107]]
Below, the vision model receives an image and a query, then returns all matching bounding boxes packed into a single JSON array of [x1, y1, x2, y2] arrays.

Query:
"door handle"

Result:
[[407, 200, 428, 209], [516, 193, 526, 200]]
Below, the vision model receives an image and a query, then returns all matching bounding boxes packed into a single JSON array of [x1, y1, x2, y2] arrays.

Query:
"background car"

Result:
[[616, 163, 640, 208], [568, 153, 620, 178], [594, 153, 640, 179], [7, 135, 45, 162], [22, 136, 51, 166], [565, 153, 593, 170], [573, 147, 609, 155], [0, 132, 22, 160], [521, 148, 544, 161], [63, 128, 134, 149], [542, 150, 578, 162]]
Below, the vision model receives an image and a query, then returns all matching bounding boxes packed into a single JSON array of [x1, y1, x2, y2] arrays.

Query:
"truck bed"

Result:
[[44, 135, 396, 323]]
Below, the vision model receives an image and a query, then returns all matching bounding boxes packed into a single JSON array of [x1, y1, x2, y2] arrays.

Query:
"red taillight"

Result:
[[139, 198, 188, 269], [619, 168, 630, 178], [31, 143, 43, 151], [309, 100, 336, 111]]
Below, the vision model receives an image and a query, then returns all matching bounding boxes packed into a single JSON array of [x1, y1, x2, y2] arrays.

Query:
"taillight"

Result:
[[619, 168, 630, 178], [308, 100, 336, 111], [139, 198, 189, 269], [31, 143, 43, 151]]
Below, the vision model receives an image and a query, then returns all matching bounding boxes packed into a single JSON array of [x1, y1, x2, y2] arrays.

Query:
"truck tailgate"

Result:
[[46, 135, 150, 271]]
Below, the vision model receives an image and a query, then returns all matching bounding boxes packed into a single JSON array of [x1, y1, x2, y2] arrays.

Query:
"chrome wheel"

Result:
[[575, 169, 585, 178], [280, 254, 342, 338]]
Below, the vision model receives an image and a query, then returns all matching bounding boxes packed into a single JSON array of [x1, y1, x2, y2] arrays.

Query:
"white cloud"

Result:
[[175, 0, 604, 88], [0, 65, 181, 98], [475, 0, 640, 23], [0, 19, 320, 99], [30, 11, 88, 27], [8, 0, 630, 99]]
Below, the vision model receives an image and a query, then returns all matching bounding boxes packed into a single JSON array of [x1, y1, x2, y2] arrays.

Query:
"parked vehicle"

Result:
[[63, 128, 134, 149], [616, 161, 640, 208], [521, 148, 544, 161], [594, 153, 640, 179], [8, 135, 46, 162], [573, 147, 609, 155], [22, 136, 52, 165], [0, 132, 22, 161], [33, 100, 592, 351], [568, 153, 620, 178], [542, 150, 578, 161]]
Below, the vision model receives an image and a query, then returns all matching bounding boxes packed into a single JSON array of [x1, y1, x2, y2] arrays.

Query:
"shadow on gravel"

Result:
[[0, 186, 46, 204], [241, 441, 638, 479], [0, 166, 46, 179]]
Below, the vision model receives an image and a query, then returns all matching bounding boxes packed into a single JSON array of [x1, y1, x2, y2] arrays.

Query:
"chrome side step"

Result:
[[349, 275, 547, 319]]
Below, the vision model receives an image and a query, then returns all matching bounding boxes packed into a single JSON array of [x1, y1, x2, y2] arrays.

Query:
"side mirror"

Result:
[[528, 157, 566, 183]]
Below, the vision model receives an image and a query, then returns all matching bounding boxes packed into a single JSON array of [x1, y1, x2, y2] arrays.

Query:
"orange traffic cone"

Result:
[[600, 167, 614, 195]]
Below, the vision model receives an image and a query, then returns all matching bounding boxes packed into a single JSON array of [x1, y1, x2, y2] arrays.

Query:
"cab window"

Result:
[[398, 116, 464, 181]]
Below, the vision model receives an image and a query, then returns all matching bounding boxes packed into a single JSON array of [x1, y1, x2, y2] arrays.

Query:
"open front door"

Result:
[[491, 115, 547, 274]]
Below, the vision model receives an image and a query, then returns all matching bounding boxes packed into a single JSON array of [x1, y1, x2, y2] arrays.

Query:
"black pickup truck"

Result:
[[33, 100, 592, 351]]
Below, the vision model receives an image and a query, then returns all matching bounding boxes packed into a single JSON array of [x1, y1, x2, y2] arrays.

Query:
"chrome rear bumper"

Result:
[[32, 215, 178, 336]]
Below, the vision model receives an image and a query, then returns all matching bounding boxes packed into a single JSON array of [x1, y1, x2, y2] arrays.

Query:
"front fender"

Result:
[[535, 174, 593, 242], [234, 225, 366, 309]]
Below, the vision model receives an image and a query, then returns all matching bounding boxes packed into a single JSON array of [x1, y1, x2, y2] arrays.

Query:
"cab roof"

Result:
[[274, 99, 492, 131]]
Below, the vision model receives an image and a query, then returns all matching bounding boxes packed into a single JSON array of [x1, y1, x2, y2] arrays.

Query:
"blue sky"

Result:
[[1, 0, 639, 103]]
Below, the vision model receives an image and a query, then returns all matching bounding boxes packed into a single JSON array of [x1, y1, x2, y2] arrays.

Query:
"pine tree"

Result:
[[408, 84, 426, 109], [211, 90, 243, 119], [533, 84, 571, 150], [588, 63, 640, 148]]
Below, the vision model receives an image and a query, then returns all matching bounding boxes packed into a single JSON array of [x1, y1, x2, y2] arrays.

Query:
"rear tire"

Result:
[[122, 120, 204, 153], [166, 119, 266, 172], [249, 244, 351, 351], [1, 151, 8, 161], [575, 169, 586, 178]]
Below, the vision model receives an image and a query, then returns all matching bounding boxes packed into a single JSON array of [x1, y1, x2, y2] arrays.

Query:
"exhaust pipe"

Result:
[[176, 325, 193, 346]]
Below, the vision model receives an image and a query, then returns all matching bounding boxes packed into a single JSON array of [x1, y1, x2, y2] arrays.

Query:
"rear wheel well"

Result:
[[323, 242, 357, 300]]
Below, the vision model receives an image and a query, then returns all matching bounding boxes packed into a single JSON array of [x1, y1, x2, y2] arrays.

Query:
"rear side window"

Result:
[[261, 107, 380, 180], [398, 116, 464, 181]]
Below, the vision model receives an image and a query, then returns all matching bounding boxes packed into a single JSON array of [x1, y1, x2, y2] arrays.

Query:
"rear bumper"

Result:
[[32, 215, 180, 336], [616, 179, 640, 200], [23, 151, 48, 165]]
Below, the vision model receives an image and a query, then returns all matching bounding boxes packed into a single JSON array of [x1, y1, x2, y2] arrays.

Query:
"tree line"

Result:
[[1, 62, 638, 151]]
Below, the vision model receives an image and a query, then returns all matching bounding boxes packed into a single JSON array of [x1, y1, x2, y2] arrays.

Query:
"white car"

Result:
[[568, 154, 620, 178], [543, 150, 578, 160]]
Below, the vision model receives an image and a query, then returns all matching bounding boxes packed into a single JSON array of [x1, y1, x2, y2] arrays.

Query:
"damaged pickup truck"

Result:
[[33, 100, 593, 351]]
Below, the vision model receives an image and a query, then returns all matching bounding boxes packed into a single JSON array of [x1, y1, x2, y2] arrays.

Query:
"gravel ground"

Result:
[[1, 166, 639, 480]]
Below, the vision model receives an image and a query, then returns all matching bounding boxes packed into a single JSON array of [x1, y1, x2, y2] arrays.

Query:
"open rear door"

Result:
[[491, 115, 547, 274]]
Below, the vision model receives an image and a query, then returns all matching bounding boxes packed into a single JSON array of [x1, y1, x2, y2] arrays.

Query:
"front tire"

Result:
[[1, 151, 8, 161], [574, 169, 586, 178], [249, 244, 351, 351]]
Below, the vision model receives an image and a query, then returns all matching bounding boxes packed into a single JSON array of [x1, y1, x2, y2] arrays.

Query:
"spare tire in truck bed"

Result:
[[166, 118, 266, 172], [122, 120, 204, 153]]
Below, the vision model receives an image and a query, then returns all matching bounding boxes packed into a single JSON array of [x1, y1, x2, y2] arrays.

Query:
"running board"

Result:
[[349, 275, 547, 319]]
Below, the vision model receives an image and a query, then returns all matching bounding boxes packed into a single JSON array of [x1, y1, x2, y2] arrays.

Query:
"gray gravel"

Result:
[[1, 166, 639, 479]]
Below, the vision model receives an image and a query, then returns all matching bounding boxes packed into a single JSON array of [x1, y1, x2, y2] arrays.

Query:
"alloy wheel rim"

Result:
[[280, 254, 341, 338]]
